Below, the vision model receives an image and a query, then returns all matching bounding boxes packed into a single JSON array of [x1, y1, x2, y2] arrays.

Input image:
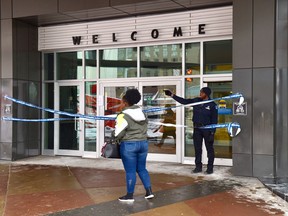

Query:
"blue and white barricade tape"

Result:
[[199, 122, 241, 137], [149, 121, 241, 137], [3, 93, 243, 118], [3, 95, 116, 121], [2, 94, 242, 137], [143, 93, 244, 113], [181, 93, 244, 109], [2, 117, 74, 122]]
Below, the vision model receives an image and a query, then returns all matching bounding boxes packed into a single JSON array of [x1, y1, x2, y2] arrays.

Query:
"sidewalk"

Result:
[[0, 156, 287, 216]]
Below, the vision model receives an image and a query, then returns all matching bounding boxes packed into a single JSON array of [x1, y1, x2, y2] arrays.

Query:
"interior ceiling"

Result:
[[18, 0, 232, 26]]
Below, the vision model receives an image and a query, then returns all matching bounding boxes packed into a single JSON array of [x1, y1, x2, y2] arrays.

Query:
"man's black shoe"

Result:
[[205, 169, 213, 174], [192, 168, 202, 173]]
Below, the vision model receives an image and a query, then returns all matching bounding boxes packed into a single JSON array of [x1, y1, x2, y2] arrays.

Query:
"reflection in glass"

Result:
[[185, 43, 200, 75], [57, 52, 83, 80], [204, 40, 232, 74], [100, 48, 137, 78], [44, 83, 54, 150], [143, 85, 177, 155], [184, 78, 200, 157], [85, 50, 97, 79], [59, 86, 79, 150], [85, 82, 97, 151], [208, 82, 232, 159], [140, 44, 182, 77], [44, 53, 54, 80]]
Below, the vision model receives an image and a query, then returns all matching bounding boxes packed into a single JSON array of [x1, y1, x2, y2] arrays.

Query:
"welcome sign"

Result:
[[38, 6, 232, 51]]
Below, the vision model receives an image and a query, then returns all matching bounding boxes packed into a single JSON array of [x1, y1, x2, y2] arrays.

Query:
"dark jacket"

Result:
[[172, 95, 218, 132]]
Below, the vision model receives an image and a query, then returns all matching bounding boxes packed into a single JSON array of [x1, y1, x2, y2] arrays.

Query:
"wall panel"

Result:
[[13, 0, 58, 18], [253, 68, 274, 155]]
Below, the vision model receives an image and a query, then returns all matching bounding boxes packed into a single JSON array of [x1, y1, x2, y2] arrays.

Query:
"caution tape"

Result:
[[199, 122, 241, 137], [2, 94, 243, 137], [2, 117, 73, 122], [150, 121, 241, 137], [3, 95, 115, 121], [143, 93, 244, 113]]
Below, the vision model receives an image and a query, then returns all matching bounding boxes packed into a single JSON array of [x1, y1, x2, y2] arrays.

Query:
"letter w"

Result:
[[72, 36, 82, 45]]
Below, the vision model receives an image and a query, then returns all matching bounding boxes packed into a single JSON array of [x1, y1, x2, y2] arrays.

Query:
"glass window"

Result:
[[184, 78, 200, 157], [143, 85, 177, 155], [44, 83, 54, 150], [185, 43, 200, 75], [99, 48, 137, 78], [85, 82, 97, 152], [59, 85, 80, 150], [57, 51, 83, 80], [140, 44, 182, 77], [203, 40, 232, 74], [44, 53, 54, 80], [85, 50, 97, 79]]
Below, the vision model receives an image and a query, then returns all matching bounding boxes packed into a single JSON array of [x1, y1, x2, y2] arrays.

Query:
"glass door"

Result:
[[140, 81, 182, 162], [98, 82, 138, 155], [55, 83, 84, 156], [203, 78, 233, 166], [99, 80, 182, 162]]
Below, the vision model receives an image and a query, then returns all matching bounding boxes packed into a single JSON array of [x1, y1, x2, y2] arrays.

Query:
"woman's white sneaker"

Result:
[[119, 194, 134, 202], [145, 187, 154, 199], [145, 194, 155, 199]]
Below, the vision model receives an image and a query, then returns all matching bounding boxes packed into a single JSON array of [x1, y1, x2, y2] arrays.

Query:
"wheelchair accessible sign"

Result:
[[233, 102, 247, 115]]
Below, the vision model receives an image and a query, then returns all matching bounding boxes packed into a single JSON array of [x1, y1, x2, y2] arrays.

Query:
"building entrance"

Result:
[[54, 82, 84, 156], [99, 80, 182, 162]]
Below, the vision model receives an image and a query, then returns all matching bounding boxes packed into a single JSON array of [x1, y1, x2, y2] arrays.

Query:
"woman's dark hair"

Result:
[[123, 89, 141, 106]]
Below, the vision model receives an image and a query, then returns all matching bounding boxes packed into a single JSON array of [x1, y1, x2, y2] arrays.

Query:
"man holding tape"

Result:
[[164, 87, 218, 174]]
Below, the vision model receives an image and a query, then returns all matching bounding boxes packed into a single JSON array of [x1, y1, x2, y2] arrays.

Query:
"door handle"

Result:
[[74, 118, 82, 132]]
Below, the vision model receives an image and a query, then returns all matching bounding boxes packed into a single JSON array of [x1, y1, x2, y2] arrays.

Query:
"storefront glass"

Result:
[[208, 82, 232, 158], [185, 43, 200, 75], [85, 82, 97, 151], [140, 44, 182, 77], [59, 85, 80, 150], [85, 50, 97, 79], [143, 85, 177, 155], [44, 53, 54, 80], [42, 39, 232, 161], [99, 48, 137, 78], [203, 40, 232, 74], [184, 78, 201, 157], [57, 52, 83, 80]]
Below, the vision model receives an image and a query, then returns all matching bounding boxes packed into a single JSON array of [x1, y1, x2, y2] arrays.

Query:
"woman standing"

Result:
[[114, 89, 154, 202]]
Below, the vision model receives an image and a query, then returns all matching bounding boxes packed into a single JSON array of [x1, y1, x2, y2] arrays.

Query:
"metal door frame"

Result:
[[203, 76, 233, 166], [54, 81, 85, 156], [97, 82, 138, 157], [98, 79, 182, 163], [139, 80, 182, 163]]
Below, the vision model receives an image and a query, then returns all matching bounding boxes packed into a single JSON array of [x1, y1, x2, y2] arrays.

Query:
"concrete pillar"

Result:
[[232, 0, 276, 178]]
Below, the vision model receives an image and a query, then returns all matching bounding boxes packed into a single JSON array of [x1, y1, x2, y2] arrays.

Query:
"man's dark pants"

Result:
[[193, 128, 215, 171]]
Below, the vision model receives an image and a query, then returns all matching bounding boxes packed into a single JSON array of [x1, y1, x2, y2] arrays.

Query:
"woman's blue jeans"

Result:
[[120, 140, 152, 194]]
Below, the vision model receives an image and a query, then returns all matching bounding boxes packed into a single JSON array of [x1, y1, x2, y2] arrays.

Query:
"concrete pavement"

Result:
[[0, 156, 287, 216]]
